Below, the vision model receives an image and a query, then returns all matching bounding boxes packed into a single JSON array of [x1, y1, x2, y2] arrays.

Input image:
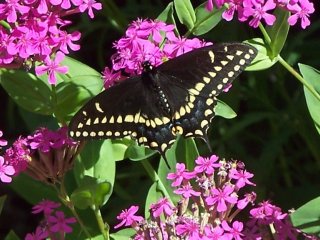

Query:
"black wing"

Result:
[[69, 42, 257, 157], [68, 76, 177, 155], [156, 42, 257, 141]]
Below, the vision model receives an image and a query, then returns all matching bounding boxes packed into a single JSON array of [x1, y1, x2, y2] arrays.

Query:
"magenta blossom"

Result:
[[150, 198, 174, 218], [167, 163, 195, 187], [102, 66, 123, 89], [115, 155, 312, 239], [35, 51, 68, 84], [243, 0, 276, 28], [206, 185, 238, 212], [32, 200, 61, 216], [287, 0, 315, 29], [4, 137, 29, 174], [0, 130, 7, 147], [174, 182, 201, 198], [24, 226, 48, 240], [114, 205, 144, 229], [194, 154, 221, 175], [176, 219, 201, 239], [221, 220, 244, 240], [229, 168, 256, 189], [0, 156, 15, 183], [27, 127, 76, 152], [78, 0, 102, 18], [47, 211, 77, 233]]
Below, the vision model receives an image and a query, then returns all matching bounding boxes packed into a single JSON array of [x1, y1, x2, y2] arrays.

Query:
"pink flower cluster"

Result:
[[0, 127, 76, 183], [115, 155, 313, 239], [25, 199, 76, 240], [102, 18, 211, 88], [206, 0, 314, 29], [0, 0, 102, 84]]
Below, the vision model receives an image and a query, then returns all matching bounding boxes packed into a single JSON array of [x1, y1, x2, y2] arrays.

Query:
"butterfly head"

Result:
[[142, 61, 154, 72]]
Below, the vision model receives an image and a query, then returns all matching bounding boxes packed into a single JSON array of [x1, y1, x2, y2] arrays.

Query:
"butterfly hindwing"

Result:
[[156, 43, 257, 141]]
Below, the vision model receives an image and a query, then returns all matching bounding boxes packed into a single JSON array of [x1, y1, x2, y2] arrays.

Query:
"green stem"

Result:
[[277, 56, 320, 102], [258, 24, 320, 102], [141, 160, 173, 204], [0, 20, 11, 30], [94, 207, 109, 240], [57, 182, 92, 239]]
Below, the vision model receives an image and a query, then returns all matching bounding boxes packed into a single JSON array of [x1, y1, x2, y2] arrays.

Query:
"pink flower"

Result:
[[250, 201, 287, 224], [35, 51, 69, 84], [4, 137, 29, 174], [287, 0, 314, 29], [102, 67, 123, 89], [150, 198, 174, 217], [53, 30, 81, 54], [237, 192, 256, 209], [229, 168, 255, 189], [176, 219, 200, 239], [25, 226, 48, 240], [174, 182, 201, 198], [47, 211, 77, 233], [167, 163, 195, 187], [32, 200, 61, 216], [115, 206, 144, 229], [0, 130, 8, 147], [222, 0, 245, 21], [221, 220, 244, 240], [136, 19, 175, 43], [243, 0, 277, 28], [206, 185, 238, 212], [79, 0, 102, 18], [0, 156, 15, 183], [27, 127, 76, 152], [0, 0, 30, 23], [203, 225, 224, 239], [194, 155, 221, 175], [163, 37, 204, 58], [7, 26, 33, 58]]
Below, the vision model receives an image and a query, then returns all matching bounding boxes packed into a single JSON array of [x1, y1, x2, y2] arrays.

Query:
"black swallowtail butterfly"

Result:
[[69, 42, 257, 162]]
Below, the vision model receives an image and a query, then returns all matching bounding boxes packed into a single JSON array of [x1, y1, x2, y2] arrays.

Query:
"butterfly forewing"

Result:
[[69, 42, 257, 157], [69, 76, 176, 153]]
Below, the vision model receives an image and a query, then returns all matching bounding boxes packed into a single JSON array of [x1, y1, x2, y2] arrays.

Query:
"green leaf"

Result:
[[299, 64, 320, 134], [55, 56, 102, 121], [55, 75, 103, 122], [215, 99, 237, 119], [0, 195, 6, 215], [4, 231, 20, 240], [174, 0, 196, 30], [73, 140, 116, 207], [0, 69, 53, 115], [244, 38, 278, 71], [266, 8, 290, 58], [9, 174, 58, 204], [74, 140, 116, 183], [193, 2, 224, 35], [125, 143, 157, 161], [110, 228, 135, 240], [157, 2, 176, 26], [290, 196, 320, 234], [62, 56, 101, 78], [71, 176, 112, 209]]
